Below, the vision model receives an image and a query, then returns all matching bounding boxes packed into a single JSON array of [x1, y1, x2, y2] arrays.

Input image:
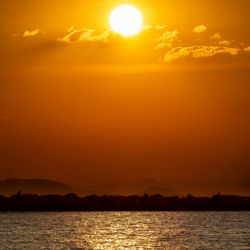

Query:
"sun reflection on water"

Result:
[[0, 212, 249, 249]]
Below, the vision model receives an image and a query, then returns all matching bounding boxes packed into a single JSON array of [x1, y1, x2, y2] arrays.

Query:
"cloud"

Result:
[[155, 25, 168, 30], [164, 46, 239, 62], [244, 46, 250, 52], [218, 40, 231, 46], [193, 25, 207, 33], [23, 29, 40, 37], [14, 24, 248, 66], [142, 25, 168, 32], [156, 30, 178, 43], [57, 28, 122, 43], [155, 43, 172, 50], [210, 33, 221, 40], [154, 30, 178, 50], [57, 25, 175, 50]]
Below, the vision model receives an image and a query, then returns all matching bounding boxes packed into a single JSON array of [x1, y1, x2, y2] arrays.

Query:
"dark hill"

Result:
[[86, 178, 177, 196], [0, 178, 74, 195]]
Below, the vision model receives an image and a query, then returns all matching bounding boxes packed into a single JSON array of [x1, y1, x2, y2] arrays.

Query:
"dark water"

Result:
[[0, 212, 249, 249]]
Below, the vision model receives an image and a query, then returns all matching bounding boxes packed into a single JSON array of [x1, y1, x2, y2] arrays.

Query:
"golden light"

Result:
[[109, 5, 143, 37]]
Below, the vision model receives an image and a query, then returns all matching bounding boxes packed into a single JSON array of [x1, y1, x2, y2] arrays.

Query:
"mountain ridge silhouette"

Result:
[[0, 178, 75, 195], [0, 178, 178, 196]]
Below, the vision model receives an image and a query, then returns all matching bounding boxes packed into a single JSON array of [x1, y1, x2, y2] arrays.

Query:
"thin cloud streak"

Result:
[[164, 46, 239, 62], [23, 29, 40, 37], [193, 25, 207, 33]]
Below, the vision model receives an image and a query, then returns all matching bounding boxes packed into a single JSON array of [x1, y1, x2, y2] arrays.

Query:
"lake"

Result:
[[0, 212, 249, 249]]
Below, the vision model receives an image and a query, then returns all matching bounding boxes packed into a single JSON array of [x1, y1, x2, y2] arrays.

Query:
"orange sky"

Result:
[[0, 0, 250, 195]]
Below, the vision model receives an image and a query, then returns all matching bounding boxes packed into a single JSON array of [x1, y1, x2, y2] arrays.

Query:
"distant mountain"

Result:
[[0, 178, 177, 196], [0, 179, 75, 195], [86, 178, 178, 196]]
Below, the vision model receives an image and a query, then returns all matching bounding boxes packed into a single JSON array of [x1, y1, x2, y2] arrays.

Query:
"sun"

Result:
[[109, 5, 143, 37]]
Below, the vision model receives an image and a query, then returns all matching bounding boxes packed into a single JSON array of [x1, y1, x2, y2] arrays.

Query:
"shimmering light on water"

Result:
[[0, 212, 249, 249]]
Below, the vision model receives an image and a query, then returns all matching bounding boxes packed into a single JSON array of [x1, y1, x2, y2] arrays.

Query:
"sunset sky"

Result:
[[0, 0, 250, 195]]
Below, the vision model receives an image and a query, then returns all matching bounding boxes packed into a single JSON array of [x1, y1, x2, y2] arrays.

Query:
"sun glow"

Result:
[[109, 5, 143, 37]]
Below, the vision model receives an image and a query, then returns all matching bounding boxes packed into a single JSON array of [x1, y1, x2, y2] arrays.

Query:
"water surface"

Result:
[[0, 212, 249, 249]]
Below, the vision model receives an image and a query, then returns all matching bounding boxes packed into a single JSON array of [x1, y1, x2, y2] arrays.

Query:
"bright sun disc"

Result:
[[109, 5, 143, 37]]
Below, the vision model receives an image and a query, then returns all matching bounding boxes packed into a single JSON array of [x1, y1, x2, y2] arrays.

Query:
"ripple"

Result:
[[0, 212, 249, 249]]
